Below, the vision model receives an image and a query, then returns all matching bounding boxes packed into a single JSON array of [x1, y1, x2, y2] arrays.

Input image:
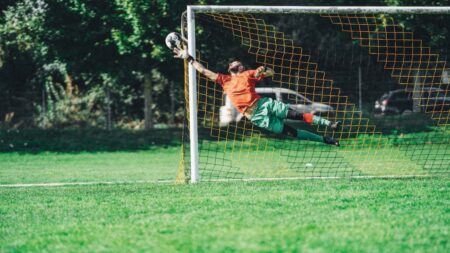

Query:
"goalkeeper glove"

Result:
[[173, 48, 194, 63], [255, 66, 267, 78]]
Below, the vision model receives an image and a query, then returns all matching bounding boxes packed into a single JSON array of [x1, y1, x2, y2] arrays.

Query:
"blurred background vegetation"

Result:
[[0, 0, 448, 130]]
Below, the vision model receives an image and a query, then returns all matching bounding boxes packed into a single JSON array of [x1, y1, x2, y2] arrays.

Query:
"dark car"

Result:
[[374, 88, 450, 115]]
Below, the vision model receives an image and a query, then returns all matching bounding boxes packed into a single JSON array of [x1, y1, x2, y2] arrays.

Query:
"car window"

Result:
[[391, 91, 408, 100], [282, 93, 310, 104]]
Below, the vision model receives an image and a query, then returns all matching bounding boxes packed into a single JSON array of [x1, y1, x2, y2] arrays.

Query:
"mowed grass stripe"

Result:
[[0, 148, 180, 184], [0, 147, 442, 186], [0, 178, 448, 252]]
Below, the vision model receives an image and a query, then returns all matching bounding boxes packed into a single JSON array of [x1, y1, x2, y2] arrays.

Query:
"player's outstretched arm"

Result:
[[173, 48, 218, 81], [191, 60, 218, 81]]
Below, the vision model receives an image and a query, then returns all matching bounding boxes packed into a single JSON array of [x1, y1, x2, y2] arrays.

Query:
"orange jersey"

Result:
[[215, 70, 263, 113]]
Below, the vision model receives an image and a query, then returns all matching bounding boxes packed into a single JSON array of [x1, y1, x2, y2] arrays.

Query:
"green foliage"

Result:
[[382, 0, 449, 51], [36, 84, 108, 128], [0, 0, 449, 129], [0, 0, 47, 54], [109, 0, 182, 63]]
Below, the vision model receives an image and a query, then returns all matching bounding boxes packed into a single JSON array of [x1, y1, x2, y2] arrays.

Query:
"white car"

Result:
[[219, 87, 335, 126]]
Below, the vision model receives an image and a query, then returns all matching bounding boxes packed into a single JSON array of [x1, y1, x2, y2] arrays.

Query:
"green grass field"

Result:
[[0, 149, 179, 184], [1, 178, 448, 252], [0, 129, 449, 252]]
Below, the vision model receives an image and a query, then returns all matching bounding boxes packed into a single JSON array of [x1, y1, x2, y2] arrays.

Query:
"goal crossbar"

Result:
[[189, 6, 450, 14]]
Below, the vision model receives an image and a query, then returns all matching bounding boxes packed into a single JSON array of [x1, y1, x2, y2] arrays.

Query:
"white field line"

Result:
[[0, 174, 436, 188], [206, 174, 434, 182]]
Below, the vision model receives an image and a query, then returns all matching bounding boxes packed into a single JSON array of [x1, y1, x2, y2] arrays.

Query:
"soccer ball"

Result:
[[165, 32, 183, 50]]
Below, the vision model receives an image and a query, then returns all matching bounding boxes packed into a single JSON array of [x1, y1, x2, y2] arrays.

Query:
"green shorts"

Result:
[[249, 97, 289, 134]]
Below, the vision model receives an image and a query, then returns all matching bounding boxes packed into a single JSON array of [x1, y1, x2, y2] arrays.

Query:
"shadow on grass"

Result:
[[6, 113, 442, 154], [0, 128, 183, 153]]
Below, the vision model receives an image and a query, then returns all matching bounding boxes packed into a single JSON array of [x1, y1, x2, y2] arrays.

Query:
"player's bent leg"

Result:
[[248, 99, 339, 146], [249, 98, 284, 134], [286, 109, 327, 125], [296, 129, 324, 143], [271, 99, 290, 119], [286, 109, 302, 120], [282, 125, 340, 146], [281, 124, 297, 137], [286, 109, 341, 131]]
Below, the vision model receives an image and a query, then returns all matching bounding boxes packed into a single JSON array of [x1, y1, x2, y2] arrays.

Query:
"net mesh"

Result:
[[178, 13, 449, 182]]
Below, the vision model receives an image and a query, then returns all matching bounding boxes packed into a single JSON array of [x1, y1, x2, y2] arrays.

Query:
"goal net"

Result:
[[177, 6, 449, 183]]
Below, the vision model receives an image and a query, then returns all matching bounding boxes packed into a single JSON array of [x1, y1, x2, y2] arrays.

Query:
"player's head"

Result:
[[228, 61, 245, 75]]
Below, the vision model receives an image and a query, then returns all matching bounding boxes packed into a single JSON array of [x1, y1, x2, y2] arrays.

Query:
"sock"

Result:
[[313, 115, 331, 126], [297, 130, 324, 143], [302, 113, 331, 127]]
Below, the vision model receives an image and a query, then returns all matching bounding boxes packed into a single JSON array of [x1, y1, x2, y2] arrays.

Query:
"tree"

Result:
[[105, 0, 182, 129], [1, 0, 447, 129], [0, 0, 50, 125]]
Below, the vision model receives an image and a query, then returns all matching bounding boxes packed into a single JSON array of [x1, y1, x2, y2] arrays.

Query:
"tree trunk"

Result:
[[106, 86, 112, 130], [144, 73, 153, 129]]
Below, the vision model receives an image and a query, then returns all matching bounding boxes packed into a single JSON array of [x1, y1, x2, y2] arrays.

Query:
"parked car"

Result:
[[374, 87, 449, 115], [219, 87, 335, 126]]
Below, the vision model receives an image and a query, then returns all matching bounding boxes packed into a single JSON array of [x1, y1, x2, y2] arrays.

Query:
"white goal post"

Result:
[[186, 5, 450, 183]]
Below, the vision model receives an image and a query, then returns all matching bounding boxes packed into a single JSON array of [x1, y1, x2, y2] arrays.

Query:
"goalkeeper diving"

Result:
[[168, 33, 341, 146]]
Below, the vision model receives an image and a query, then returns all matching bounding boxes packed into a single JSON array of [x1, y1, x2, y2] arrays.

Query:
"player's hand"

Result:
[[173, 48, 189, 60], [255, 66, 266, 78]]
